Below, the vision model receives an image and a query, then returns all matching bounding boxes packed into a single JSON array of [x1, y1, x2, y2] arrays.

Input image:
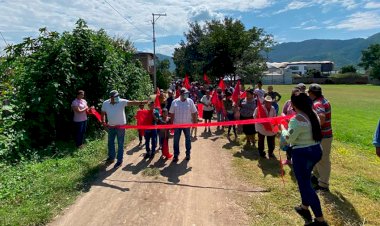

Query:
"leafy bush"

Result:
[[0, 19, 152, 162], [330, 72, 363, 79], [340, 65, 357, 74]]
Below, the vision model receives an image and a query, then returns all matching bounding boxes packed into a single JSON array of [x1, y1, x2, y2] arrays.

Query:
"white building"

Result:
[[262, 61, 334, 84]]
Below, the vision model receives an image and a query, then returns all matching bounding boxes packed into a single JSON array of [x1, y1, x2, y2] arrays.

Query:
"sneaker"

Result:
[[294, 206, 312, 224], [185, 155, 191, 161], [259, 151, 266, 158], [269, 153, 276, 159], [172, 156, 179, 162], [105, 158, 115, 164], [144, 153, 150, 159], [113, 162, 122, 169], [306, 219, 329, 226], [149, 152, 155, 159], [314, 185, 330, 192], [311, 175, 319, 185]]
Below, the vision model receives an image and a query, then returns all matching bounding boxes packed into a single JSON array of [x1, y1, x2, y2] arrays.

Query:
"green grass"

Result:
[[269, 84, 380, 152], [0, 130, 137, 226], [234, 84, 380, 225]]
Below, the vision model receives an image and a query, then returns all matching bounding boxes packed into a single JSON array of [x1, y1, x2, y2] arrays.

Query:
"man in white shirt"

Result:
[[101, 90, 147, 168], [169, 88, 198, 162], [254, 81, 266, 103], [254, 96, 277, 158]]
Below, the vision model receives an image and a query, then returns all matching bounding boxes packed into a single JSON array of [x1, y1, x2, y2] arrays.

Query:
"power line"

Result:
[[103, 0, 150, 38], [0, 31, 8, 46]]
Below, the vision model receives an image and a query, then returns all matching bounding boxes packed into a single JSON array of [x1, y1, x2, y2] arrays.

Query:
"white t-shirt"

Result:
[[200, 95, 214, 111], [254, 105, 276, 136], [254, 88, 266, 103], [101, 99, 129, 126], [169, 98, 197, 124]]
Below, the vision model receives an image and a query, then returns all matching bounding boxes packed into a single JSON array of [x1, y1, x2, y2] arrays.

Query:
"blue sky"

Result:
[[1, 0, 380, 56]]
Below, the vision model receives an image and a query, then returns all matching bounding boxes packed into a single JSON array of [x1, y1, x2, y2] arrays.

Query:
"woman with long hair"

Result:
[[280, 93, 328, 226]]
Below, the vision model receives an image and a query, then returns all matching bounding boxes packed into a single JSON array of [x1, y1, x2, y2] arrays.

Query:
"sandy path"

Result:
[[50, 130, 265, 226]]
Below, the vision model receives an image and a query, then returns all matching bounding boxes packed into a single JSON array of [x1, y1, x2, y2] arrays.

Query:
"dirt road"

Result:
[[50, 130, 265, 226]]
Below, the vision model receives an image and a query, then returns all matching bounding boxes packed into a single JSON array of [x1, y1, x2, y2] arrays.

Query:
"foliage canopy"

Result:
[[173, 17, 273, 83], [0, 19, 152, 161], [359, 44, 380, 79]]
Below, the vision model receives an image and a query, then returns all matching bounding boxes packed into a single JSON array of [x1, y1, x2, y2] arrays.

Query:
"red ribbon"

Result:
[[88, 108, 291, 129]]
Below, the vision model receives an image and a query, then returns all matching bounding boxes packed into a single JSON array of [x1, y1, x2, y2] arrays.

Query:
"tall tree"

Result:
[[173, 17, 273, 83], [359, 44, 380, 79]]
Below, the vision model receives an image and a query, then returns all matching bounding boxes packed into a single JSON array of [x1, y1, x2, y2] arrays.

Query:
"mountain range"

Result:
[[268, 32, 380, 68], [155, 32, 380, 71]]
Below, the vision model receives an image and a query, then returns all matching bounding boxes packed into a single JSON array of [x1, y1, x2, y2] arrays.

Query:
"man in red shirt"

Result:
[[308, 84, 332, 192]]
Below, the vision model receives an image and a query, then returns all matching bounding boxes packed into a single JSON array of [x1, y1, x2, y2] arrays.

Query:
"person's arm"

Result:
[[72, 105, 88, 113], [280, 117, 303, 144], [101, 111, 107, 126], [314, 101, 326, 126], [373, 120, 380, 158], [281, 101, 288, 116], [276, 92, 282, 102], [127, 100, 149, 106]]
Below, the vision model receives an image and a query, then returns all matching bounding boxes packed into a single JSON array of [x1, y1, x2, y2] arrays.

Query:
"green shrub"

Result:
[[0, 19, 152, 162]]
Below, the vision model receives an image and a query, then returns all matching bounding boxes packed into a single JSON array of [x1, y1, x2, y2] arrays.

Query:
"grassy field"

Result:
[[232, 84, 380, 225], [0, 130, 137, 226]]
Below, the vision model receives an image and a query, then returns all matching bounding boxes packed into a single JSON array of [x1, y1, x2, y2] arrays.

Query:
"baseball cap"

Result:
[[307, 83, 322, 93], [180, 87, 189, 94], [295, 83, 306, 92], [109, 90, 119, 97]]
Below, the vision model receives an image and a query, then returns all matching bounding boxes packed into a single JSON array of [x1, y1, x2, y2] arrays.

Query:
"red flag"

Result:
[[154, 88, 161, 110], [218, 78, 225, 91], [87, 107, 101, 122], [135, 109, 150, 135], [240, 90, 247, 99], [184, 74, 191, 90], [211, 90, 223, 111], [256, 99, 273, 132], [203, 73, 211, 85], [197, 103, 203, 118], [232, 80, 241, 103]]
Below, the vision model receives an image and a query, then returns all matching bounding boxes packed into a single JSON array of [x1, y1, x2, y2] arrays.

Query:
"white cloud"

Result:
[[275, 0, 358, 14], [364, 1, 380, 9], [0, 0, 274, 52], [327, 11, 380, 30], [275, 1, 312, 14], [142, 43, 181, 56], [303, 26, 320, 30]]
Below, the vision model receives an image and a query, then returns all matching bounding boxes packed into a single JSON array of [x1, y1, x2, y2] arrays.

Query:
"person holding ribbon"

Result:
[[71, 90, 89, 148], [279, 92, 328, 226], [101, 90, 148, 169], [239, 89, 257, 146], [169, 87, 198, 162], [374, 119, 380, 158], [308, 83, 332, 192], [144, 101, 160, 159], [254, 96, 277, 158], [200, 90, 213, 133]]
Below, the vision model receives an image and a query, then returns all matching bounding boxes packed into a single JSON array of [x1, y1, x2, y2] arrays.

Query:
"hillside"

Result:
[[268, 32, 380, 68], [156, 53, 176, 72]]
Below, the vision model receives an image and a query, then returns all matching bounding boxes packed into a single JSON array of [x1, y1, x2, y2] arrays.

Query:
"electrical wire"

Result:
[[103, 0, 150, 38]]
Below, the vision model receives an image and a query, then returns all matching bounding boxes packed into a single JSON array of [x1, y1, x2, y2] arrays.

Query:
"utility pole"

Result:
[[152, 13, 166, 90]]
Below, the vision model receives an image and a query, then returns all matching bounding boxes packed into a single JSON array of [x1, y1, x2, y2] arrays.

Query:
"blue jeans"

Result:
[[173, 128, 191, 157], [144, 129, 157, 154], [272, 102, 279, 116], [108, 128, 125, 163], [74, 120, 87, 147], [292, 144, 323, 218], [216, 110, 224, 122]]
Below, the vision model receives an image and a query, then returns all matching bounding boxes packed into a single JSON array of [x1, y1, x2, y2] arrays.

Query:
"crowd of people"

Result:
[[71, 78, 380, 226]]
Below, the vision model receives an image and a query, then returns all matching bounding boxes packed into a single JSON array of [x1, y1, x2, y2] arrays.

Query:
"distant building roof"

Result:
[[267, 61, 334, 68]]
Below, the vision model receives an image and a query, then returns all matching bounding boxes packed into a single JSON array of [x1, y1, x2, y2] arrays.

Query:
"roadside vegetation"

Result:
[[0, 19, 152, 225]]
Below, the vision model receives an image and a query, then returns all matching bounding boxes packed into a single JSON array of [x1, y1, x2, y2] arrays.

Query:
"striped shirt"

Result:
[[313, 96, 333, 138]]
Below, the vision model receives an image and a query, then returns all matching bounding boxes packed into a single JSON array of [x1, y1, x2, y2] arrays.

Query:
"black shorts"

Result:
[[240, 115, 256, 135], [203, 110, 213, 120]]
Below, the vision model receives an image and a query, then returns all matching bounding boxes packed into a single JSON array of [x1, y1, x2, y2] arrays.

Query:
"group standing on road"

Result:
[[74, 79, 337, 226]]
